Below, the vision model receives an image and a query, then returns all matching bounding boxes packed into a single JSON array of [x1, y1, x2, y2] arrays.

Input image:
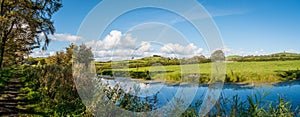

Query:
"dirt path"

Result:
[[0, 70, 45, 116], [0, 76, 24, 116]]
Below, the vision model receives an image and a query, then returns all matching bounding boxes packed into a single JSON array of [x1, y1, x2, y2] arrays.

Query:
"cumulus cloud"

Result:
[[94, 42, 153, 60], [121, 34, 137, 48], [32, 30, 208, 61], [102, 30, 122, 49], [160, 43, 203, 56], [137, 41, 152, 52], [86, 30, 146, 61], [86, 30, 205, 61], [86, 30, 137, 51]]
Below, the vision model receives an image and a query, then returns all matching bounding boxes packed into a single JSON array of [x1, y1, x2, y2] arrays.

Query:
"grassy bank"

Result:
[[99, 60, 300, 83]]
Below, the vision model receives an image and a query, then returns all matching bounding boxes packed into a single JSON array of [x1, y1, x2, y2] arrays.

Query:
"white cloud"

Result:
[[93, 42, 154, 61], [29, 50, 53, 58], [120, 34, 137, 48], [85, 30, 141, 61], [223, 47, 272, 56], [86, 30, 206, 61], [86, 30, 137, 51], [85, 40, 103, 51], [102, 30, 122, 49], [137, 41, 152, 52], [160, 43, 203, 56], [39, 33, 83, 42], [51, 33, 83, 42]]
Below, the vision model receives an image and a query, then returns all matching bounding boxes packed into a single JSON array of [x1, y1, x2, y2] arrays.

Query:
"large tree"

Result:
[[0, 0, 62, 68]]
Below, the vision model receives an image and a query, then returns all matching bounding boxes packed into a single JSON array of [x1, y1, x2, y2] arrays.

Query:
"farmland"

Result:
[[97, 56, 300, 83]]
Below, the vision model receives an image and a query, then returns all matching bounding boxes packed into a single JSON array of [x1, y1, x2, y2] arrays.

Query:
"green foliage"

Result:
[[0, 67, 18, 88], [198, 73, 210, 83], [195, 92, 299, 117], [129, 71, 151, 80], [0, 0, 62, 68], [20, 65, 88, 116], [96, 55, 210, 70], [16, 44, 94, 116], [45, 44, 77, 66], [277, 69, 300, 80], [166, 72, 181, 81], [227, 52, 300, 62], [225, 70, 246, 83], [268, 96, 295, 117], [0, 68, 10, 88], [73, 44, 94, 67]]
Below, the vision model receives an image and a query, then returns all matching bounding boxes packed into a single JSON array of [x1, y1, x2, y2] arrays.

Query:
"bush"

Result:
[[21, 65, 89, 116]]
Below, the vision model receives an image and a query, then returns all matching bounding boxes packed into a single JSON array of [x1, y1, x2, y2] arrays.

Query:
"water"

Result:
[[101, 77, 300, 109]]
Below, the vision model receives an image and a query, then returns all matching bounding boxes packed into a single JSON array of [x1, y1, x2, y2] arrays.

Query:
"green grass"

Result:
[[102, 60, 300, 83]]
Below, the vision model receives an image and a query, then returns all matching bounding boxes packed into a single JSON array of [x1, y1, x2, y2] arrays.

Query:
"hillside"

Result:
[[227, 52, 300, 62]]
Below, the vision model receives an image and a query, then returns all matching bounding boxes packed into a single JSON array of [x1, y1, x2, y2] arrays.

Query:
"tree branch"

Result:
[[5, 20, 15, 38], [0, 0, 4, 16]]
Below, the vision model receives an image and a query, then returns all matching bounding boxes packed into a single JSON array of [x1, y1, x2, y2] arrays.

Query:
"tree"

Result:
[[0, 0, 62, 69], [45, 43, 77, 66]]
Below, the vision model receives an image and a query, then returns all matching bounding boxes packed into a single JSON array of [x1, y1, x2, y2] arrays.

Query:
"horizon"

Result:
[[30, 50, 300, 62]]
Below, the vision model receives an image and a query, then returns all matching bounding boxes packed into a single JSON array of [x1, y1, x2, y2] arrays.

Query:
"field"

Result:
[[99, 60, 300, 83]]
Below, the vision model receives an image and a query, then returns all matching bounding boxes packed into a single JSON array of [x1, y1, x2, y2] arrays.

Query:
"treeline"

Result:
[[96, 52, 300, 72], [227, 52, 300, 62], [95, 55, 211, 72], [101, 70, 152, 80]]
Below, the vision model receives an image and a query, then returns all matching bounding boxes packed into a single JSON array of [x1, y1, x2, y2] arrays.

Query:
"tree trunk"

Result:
[[0, 36, 7, 69]]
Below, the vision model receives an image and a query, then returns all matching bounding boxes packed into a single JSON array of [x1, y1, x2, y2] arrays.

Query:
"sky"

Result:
[[30, 0, 300, 61]]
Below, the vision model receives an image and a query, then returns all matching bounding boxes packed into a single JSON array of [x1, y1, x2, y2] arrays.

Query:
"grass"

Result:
[[181, 93, 299, 117], [101, 60, 300, 83]]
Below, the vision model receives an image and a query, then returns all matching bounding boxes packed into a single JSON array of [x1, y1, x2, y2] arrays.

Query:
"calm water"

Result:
[[101, 77, 300, 108]]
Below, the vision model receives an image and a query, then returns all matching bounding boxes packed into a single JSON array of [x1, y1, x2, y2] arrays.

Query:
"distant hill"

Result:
[[271, 52, 300, 57], [227, 52, 300, 62], [226, 55, 242, 60]]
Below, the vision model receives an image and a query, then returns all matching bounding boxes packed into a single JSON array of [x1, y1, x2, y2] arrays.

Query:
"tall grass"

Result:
[[19, 65, 91, 116], [180, 93, 299, 117]]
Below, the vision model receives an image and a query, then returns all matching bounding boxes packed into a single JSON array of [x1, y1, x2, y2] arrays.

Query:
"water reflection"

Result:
[[100, 77, 300, 108]]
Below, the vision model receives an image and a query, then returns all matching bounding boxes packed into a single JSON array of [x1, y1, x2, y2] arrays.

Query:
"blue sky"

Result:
[[31, 0, 300, 59]]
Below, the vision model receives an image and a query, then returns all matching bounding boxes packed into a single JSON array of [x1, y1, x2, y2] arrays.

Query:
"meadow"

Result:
[[99, 60, 300, 83]]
